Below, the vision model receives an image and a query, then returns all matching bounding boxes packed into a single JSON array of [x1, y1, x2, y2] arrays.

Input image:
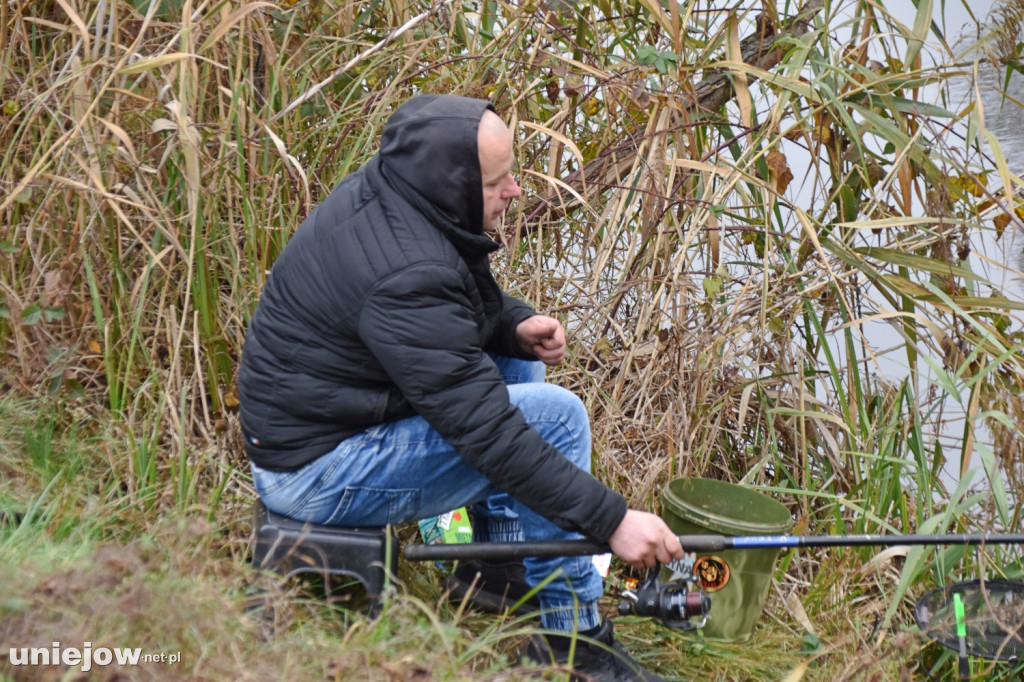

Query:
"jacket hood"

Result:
[[378, 94, 495, 239]]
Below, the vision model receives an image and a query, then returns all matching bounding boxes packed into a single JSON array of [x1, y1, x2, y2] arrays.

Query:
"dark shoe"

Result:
[[522, 619, 667, 681], [444, 559, 541, 615]]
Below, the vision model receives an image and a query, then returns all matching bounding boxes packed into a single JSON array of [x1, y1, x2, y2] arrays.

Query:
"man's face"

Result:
[[477, 111, 521, 237]]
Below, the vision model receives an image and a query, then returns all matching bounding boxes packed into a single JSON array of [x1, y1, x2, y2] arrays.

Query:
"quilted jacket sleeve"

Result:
[[482, 292, 538, 360], [357, 263, 627, 542]]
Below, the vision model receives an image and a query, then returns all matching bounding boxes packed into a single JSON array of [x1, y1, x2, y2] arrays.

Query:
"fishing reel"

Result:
[[617, 567, 711, 630]]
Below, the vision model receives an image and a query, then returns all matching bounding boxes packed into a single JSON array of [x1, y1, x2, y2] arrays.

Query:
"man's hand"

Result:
[[607, 509, 685, 571], [516, 315, 566, 365]]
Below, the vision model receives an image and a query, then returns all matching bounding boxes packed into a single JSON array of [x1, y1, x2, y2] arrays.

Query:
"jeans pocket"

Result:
[[327, 487, 421, 526]]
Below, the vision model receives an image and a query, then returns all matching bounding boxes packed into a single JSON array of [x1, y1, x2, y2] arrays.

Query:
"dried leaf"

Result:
[[43, 269, 68, 307], [993, 212, 1011, 238], [545, 79, 560, 104], [859, 545, 909, 578], [198, 3, 277, 53], [116, 52, 195, 76], [785, 592, 816, 635], [766, 151, 794, 195], [55, 0, 90, 58], [780, 660, 810, 682], [564, 74, 583, 97], [98, 118, 139, 163], [630, 83, 652, 109], [151, 118, 177, 134]]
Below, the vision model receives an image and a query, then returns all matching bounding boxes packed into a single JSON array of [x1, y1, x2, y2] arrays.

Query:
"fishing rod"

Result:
[[405, 531, 1024, 633], [403, 531, 1024, 562]]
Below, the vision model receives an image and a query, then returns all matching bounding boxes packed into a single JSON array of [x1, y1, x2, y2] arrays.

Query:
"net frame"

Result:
[[915, 579, 1024, 662]]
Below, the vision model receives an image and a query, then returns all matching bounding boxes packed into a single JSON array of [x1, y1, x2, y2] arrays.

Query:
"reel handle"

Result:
[[617, 566, 711, 630]]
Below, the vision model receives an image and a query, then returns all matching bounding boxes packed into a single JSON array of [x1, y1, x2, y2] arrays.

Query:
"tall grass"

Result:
[[2, 0, 1024, 679]]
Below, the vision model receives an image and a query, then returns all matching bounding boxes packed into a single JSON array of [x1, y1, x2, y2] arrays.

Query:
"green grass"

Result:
[[0, 390, 1020, 681], [3, 0, 1024, 680]]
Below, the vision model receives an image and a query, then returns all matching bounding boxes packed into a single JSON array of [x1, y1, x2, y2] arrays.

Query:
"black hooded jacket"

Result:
[[238, 95, 627, 542]]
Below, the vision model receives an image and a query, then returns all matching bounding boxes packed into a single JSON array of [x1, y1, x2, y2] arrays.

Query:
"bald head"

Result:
[[477, 110, 520, 236], [479, 109, 512, 145]]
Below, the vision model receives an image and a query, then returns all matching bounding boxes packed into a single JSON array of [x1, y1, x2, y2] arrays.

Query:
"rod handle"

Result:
[[403, 539, 609, 562]]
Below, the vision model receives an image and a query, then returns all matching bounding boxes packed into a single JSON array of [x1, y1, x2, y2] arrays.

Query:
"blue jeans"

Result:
[[250, 356, 604, 632]]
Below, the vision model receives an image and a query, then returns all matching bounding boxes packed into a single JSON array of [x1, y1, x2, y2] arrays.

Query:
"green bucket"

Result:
[[660, 477, 792, 641]]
